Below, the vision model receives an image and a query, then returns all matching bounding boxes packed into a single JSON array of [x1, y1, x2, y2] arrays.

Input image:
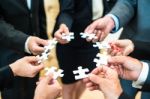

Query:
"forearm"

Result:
[[0, 20, 29, 52], [56, 0, 74, 30], [109, 0, 136, 28]]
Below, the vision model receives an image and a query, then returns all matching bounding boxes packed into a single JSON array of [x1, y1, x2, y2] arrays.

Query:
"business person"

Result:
[[84, 55, 150, 99], [0, 56, 44, 91], [0, 0, 49, 99], [84, 0, 150, 98], [0, 57, 61, 99], [54, 0, 116, 99]]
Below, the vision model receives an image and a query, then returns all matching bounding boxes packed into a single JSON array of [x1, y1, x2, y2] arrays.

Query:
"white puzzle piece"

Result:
[[93, 42, 111, 49], [44, 38, 58, 53], [36, 52, 50, 63], [73, 66, 89, 80], [62, 32, 74, 42], [36, 38, 58, 63], [93, 53, 108, 67], [45, 67, 64, 79], [80, 32, 98, 40]]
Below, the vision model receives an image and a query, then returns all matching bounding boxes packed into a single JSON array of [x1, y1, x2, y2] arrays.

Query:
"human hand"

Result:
[[28, 36, 48, 55], [9, 56, 44, 77], [34, 74, 62, 99], [84, 66, 122, 99], [109, 39, 134, 56], [54, 24, 70, 44], [84, 15, 115, 42], [108, 56, 143, 81]]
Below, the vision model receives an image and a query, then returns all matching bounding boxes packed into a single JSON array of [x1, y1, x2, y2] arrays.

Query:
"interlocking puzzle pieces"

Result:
[[44, 38, 58, 53], [93, 53, 108, 67], [45, 67, 64, 79], [62, 32, 75, 42], [73, 66, 90, 80], [80, 32, 98, 40], [36, 52, 50, 63], [36, 38, 58, 63]]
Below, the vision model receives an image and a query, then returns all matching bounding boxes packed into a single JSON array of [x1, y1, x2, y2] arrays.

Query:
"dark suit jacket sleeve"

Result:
[[0, 19, 29, 52], [132, 40, 150, 56], [109, 0, 136, 28], [119, 92, 132, 99], [56, 0, 74, 30], [141, 62, 150, 92], [0, 66, 14, 91]]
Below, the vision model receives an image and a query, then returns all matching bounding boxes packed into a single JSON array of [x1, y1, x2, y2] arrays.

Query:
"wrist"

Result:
[[9, 63, 17, 76], [25, 36, 32, 54], [104, 15, 115, 31], [105, 88, 123, 99]]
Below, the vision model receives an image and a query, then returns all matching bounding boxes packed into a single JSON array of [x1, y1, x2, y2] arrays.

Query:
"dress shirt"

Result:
[[27, 0, 31, 9], [132, 62, 149, 89], [92, 0, 104, 20]]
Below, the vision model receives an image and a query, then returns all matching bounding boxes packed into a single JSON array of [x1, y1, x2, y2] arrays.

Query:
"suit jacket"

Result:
[[109, 0, 150, 60], [0, 0, 47, 99], [0, 20, 29, 52], [56, 0, 116, 33], [0, 66, 14, 91], [119, 62, 150, 99]]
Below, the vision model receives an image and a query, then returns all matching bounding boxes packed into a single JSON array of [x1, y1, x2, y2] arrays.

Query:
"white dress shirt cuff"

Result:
[[132, 62, 149, 89], [25, 36, 31, 54], [106, 14, 120, 33]]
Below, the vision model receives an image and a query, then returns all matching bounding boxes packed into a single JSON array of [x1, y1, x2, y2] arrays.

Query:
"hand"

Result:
[[27, 36, 48, 55], [84, 15, 115, 42], [108, 56, 143, 81], [84, 66, 122, 99], [34, 74, 62, 99], [54, 24, 70, 44], [9, 56, 44, 77], [109, 39, 134, 56]]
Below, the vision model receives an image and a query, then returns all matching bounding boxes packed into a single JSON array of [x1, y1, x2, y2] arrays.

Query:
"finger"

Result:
[[88, 86, 98, 91], [123, 46, 133, 55], [54, 29, 69, 44], [32, 63, 44, 73], [108, 56, 126, 64], [91, 67, 100, 75], [84, 25, 94, 33], [41, 73, 53, 83], [84, 21, 98, 33], [60, 24, 69, 33], [110, 50, 118, 56], [116, 51, 123, 56], [36, 38, 48, 46], [83, 78, 90, 83], [89, 74, 102, 84], [33, 46, 45, 53], [25, 56, 38, 62], [99, 31, 107, 41], [54, 30, 64, 40], [92, 30, 101, 43]]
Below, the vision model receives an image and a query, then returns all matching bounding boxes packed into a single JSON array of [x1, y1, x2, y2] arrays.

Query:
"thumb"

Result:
[[89, 74, 103, 85], [42, 73, 53, 84], [60, 24, 69, 33], [108, 56, 126, 64], [32, 64, 44, 73], [25, 56, 38, 62], [36, 38, 48, 46]]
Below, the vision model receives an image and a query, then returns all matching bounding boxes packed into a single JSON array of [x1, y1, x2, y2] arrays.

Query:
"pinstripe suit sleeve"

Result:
[[109, 0, 136, 28], [0, 19, 29, 52]]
